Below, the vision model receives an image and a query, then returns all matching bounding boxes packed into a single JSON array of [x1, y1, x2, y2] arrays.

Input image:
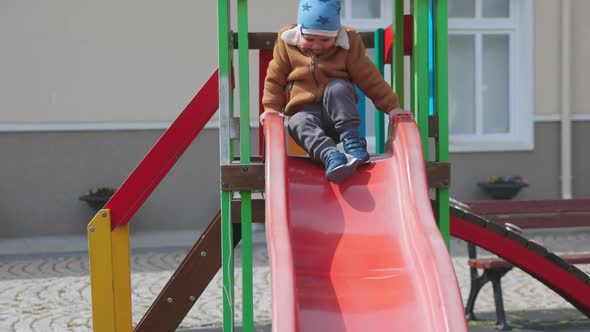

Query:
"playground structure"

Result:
[[85, 0, 590, 331]]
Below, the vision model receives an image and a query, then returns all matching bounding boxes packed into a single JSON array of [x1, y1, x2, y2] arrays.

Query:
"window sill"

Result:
[[450, 137, 534, 153]]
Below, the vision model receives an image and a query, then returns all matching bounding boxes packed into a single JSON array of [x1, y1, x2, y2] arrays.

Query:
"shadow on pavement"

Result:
[[179, 309, 588, 332], [468, 308, 589, 332]]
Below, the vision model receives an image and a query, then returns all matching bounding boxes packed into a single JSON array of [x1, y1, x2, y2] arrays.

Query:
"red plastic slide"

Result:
[[263, 114, 467, 332]]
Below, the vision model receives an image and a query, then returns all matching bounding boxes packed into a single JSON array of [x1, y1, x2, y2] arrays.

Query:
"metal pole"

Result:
[[237, 0, 254, 330], [412, 0, 430, 157], [217, 0, 235, 330], [393, 0, 404, 108], [434, 0, 450, 248], [374, 28, 385, 153]]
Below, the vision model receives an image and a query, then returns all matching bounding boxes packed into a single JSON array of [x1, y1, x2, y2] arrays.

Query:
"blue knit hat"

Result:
[[297, 0, 342, 37]]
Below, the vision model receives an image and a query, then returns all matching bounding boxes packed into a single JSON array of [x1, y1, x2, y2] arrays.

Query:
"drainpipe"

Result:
[[560, 0, 572, 199]]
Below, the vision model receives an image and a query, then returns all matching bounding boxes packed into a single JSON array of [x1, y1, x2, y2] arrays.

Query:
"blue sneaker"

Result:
[[342, 137, 370, 163], [322, 151, 358, 184]]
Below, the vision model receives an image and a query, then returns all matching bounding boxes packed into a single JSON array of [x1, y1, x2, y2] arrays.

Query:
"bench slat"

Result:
[[469, 253, 590, 270], [485, 214, 590, 229]]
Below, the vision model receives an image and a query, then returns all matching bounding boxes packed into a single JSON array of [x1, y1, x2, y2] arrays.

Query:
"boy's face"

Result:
[[298, 34, 337, 55]]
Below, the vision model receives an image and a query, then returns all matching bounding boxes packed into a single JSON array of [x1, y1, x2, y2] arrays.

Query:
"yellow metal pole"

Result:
[[88, 209, 132, 332], [112, 223, 132, 331]]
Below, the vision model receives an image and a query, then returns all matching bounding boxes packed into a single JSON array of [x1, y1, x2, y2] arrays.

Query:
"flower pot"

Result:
[[79, 195, 112, 212], [477, 182, 528, 200]]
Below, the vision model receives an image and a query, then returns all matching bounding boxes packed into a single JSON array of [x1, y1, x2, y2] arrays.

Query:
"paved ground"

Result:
[[1, 227, 589, 331]]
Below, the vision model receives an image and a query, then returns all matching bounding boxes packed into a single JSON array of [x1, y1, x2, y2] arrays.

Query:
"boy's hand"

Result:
[[388, 107, 409, 122], [259, 109, 283, 125]]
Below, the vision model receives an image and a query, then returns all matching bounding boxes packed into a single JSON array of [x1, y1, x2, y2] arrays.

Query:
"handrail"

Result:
[[391, 113, 468, 331], [105, 70, 220, 230], [262, 113, 299, 332]]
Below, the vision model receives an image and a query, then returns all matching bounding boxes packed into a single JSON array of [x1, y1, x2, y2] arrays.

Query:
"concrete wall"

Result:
[[450, 122, 559, 201], [2, 122, 589, 238], [2, 1, 590, 126], [572, 121, 590, 197], [2, 1, 590, 238], [572, 0, 590, 115], [533, 0, 560, 116], [449, 121, 590, 201], [1, 129, 220, 238], [0, 0, 296, 125], [534, 0, 590, 117]]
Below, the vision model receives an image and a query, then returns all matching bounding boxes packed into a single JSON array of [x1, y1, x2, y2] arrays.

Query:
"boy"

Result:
[[261, 0, 405, 184]]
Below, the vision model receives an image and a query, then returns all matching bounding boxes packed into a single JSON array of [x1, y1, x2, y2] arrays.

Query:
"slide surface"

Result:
[[263, 114, 467, 332]]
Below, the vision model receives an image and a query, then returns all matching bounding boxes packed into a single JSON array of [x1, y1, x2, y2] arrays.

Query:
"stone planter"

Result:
[[477, 182, 528, 200]]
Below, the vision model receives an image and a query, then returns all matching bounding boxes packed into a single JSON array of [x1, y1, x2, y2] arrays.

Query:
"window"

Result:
[[448, 0, 533, 152], [340, 0, 393, 31], [341, 0, 532, 152]]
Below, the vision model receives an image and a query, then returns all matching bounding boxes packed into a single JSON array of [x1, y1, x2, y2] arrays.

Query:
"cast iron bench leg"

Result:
[[490, 268, 512, 331], [465, 265, 489, 321], [466, 243, 485, 320]]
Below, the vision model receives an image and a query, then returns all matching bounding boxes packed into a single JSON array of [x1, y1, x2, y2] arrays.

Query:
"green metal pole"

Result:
[[237, 0, 254, 329], [434, 0, 450, 248], [220, 190, 233, 331], [412, 0, 430, 158], [391, 0, 405, 137], [393, 0, 404, 108], [374, 28, 385, 154], [218, 0, 234, 330]]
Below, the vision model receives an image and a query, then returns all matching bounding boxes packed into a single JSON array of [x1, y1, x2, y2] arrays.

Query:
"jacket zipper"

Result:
[[286, 81, 294, 102], [310, 55, 320, 103]]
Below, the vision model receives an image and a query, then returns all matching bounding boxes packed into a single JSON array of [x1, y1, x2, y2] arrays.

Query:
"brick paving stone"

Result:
[[0, 230, 588, 332]]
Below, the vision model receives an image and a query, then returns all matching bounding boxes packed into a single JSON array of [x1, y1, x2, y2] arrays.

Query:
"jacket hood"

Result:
[[280, 25, 350, 50]]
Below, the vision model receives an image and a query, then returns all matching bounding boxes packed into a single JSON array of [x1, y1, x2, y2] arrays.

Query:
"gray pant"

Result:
[[288, 80, 361, 163]]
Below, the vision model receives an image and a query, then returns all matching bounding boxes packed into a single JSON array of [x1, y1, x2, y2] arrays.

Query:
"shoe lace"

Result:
[[343, 137, 366, 152], [324, 152, 345, 168]]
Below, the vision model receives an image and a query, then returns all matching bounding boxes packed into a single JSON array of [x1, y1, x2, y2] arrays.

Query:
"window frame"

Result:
[[448, 0, 534, 152], [342, 0, 533, 153], [340, 0, 393, 31]]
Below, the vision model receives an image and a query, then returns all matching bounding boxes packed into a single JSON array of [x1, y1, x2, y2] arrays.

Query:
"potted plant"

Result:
[[79, 187, 117, 212], [478, 176, 528, 200]]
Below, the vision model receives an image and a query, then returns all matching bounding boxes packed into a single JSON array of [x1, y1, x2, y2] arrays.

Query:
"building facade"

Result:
[[1, 0, 589, 238]]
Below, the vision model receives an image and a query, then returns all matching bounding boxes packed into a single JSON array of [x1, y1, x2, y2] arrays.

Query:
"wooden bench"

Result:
[[464, 199, 590, 331]]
